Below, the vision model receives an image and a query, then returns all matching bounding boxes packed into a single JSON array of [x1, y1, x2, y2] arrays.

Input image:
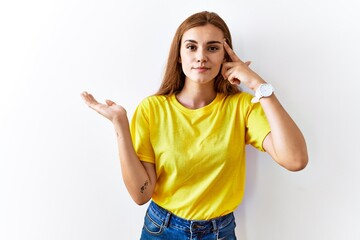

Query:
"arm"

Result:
[[222, 42, 308, 171], [113, 115, 157, 204], [81, 91, 156, 204], [260, 95, 308, 171]]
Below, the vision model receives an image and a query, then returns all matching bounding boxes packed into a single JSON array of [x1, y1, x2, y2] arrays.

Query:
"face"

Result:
[[179, 24, 225, 85]]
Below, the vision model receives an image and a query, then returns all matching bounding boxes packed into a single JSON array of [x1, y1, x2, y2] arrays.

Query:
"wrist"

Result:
[[251, 83, 274, 103], [249, 78, 266, 92], [112, 113, 128, 125]]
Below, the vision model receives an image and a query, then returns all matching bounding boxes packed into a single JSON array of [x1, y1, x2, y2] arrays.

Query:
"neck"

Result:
[[176, 81, 217, 109]]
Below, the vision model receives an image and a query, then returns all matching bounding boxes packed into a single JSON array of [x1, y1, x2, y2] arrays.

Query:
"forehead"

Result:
[[182, 24, 224, 42]]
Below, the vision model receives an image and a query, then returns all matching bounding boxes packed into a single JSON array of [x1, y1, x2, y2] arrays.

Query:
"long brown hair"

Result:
[[155, 11, 240, 96]]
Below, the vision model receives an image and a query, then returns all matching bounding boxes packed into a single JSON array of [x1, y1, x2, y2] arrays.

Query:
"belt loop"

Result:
[[190, 221, 194, 239], [212, 219, 218, 232], [164, 212, 171, 227]]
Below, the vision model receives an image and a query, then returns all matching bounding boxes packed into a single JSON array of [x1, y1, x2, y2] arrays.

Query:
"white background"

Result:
[[1, 0, 359, 239]]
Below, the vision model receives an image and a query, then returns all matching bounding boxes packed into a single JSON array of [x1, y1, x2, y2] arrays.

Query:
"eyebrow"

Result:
[[184, 40, 222, 45]]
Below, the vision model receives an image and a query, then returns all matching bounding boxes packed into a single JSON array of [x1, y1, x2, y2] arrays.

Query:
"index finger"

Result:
[[223, 40, 243, 63]]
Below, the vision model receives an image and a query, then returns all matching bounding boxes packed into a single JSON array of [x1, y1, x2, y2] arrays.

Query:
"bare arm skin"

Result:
[[259, 95, 308, 171], [222, 41, 308, 171], [81, 92, 156, 204]]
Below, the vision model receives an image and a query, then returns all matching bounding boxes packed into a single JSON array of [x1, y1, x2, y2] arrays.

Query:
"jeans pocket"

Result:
[[143, 211, 164, 235]]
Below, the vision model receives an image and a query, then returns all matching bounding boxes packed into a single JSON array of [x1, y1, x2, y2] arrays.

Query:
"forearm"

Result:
[[113, 115, 155, 205], [260, 94, 308, 171]]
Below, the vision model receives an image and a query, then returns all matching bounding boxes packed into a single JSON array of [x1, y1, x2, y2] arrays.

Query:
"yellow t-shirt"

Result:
[[130, 92, 270, 220]]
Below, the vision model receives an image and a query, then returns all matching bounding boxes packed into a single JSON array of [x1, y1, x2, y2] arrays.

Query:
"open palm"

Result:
[[81, 91, 127, 123]]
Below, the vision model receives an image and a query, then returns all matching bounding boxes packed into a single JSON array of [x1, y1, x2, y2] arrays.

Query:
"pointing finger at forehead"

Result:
[[223, 40, 243, 63]]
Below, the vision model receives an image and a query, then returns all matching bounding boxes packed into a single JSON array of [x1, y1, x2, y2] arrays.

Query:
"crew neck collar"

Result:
[[171, 93, 221, 113]]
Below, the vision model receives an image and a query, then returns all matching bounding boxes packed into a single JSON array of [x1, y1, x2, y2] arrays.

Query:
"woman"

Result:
[[81, 11, 308, 240]]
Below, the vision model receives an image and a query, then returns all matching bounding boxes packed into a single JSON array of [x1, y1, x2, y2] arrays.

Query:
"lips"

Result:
[[193, 67, 210, 72]]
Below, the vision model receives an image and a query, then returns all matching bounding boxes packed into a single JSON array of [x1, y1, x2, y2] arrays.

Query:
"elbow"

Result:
[[284, 155, 309, 172], [132, 195, 152, 206], [131, 193, 152, 206], [134, 199, 150, 206]]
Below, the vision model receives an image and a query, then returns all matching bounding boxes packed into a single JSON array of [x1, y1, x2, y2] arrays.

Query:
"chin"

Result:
[[187, 75, 217, 84]]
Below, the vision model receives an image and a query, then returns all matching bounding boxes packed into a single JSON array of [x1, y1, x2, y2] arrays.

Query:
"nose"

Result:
[[196, 48, 207, 63]]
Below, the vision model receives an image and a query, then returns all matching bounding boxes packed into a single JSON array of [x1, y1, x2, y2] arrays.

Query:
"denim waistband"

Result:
[[147, 201, 235, 234]]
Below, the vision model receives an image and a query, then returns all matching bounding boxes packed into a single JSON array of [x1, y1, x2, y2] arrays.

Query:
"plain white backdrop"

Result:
[[1, 0, 359, 239]]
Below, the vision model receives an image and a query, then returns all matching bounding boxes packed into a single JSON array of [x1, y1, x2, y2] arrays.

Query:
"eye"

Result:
[[208, 46, 219, 52], [186, 44, 197, 51]]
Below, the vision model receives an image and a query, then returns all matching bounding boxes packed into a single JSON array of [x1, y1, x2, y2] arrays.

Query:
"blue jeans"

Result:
[[140, 201, 237, 240]]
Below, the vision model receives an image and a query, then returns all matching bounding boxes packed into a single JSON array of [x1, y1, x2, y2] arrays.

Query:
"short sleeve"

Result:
[[245, 100, 271, 152], [130, 99, 155, 163]]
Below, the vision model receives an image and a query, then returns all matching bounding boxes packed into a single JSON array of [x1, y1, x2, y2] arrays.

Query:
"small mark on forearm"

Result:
[[140, 180, 149, 193]]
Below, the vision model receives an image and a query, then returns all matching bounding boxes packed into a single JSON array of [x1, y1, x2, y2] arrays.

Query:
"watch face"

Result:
[[260, 84, 273, 97]]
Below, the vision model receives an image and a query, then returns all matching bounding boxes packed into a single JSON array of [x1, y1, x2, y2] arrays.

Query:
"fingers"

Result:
[[81, 91, 101, 109], [81, 91, 92, 101], [228, 77, 241, 85], [223, 40, 243, 63], [81, 92, 117, 109], [222, 60, 251, 83], [81, 91, 93, 102], [226, 69, 241, 85], [105, 99, 116, 106]]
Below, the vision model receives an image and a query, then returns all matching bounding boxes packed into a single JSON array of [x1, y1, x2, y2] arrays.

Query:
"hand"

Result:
[[80, 91, 127, 123], [222, 41, 266, 91]]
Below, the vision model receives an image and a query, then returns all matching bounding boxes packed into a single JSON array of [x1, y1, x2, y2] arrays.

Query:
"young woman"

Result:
[[81, 11, 308, 240]]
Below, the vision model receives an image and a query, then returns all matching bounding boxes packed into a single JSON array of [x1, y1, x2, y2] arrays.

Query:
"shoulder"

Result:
[[136, 94, 170, 110], [140, 94, 169, 105], [219, 92, 264, 116], [132, 95, 172, 122], [227, 91, 253, 100], [221, 92, 254, 106]]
